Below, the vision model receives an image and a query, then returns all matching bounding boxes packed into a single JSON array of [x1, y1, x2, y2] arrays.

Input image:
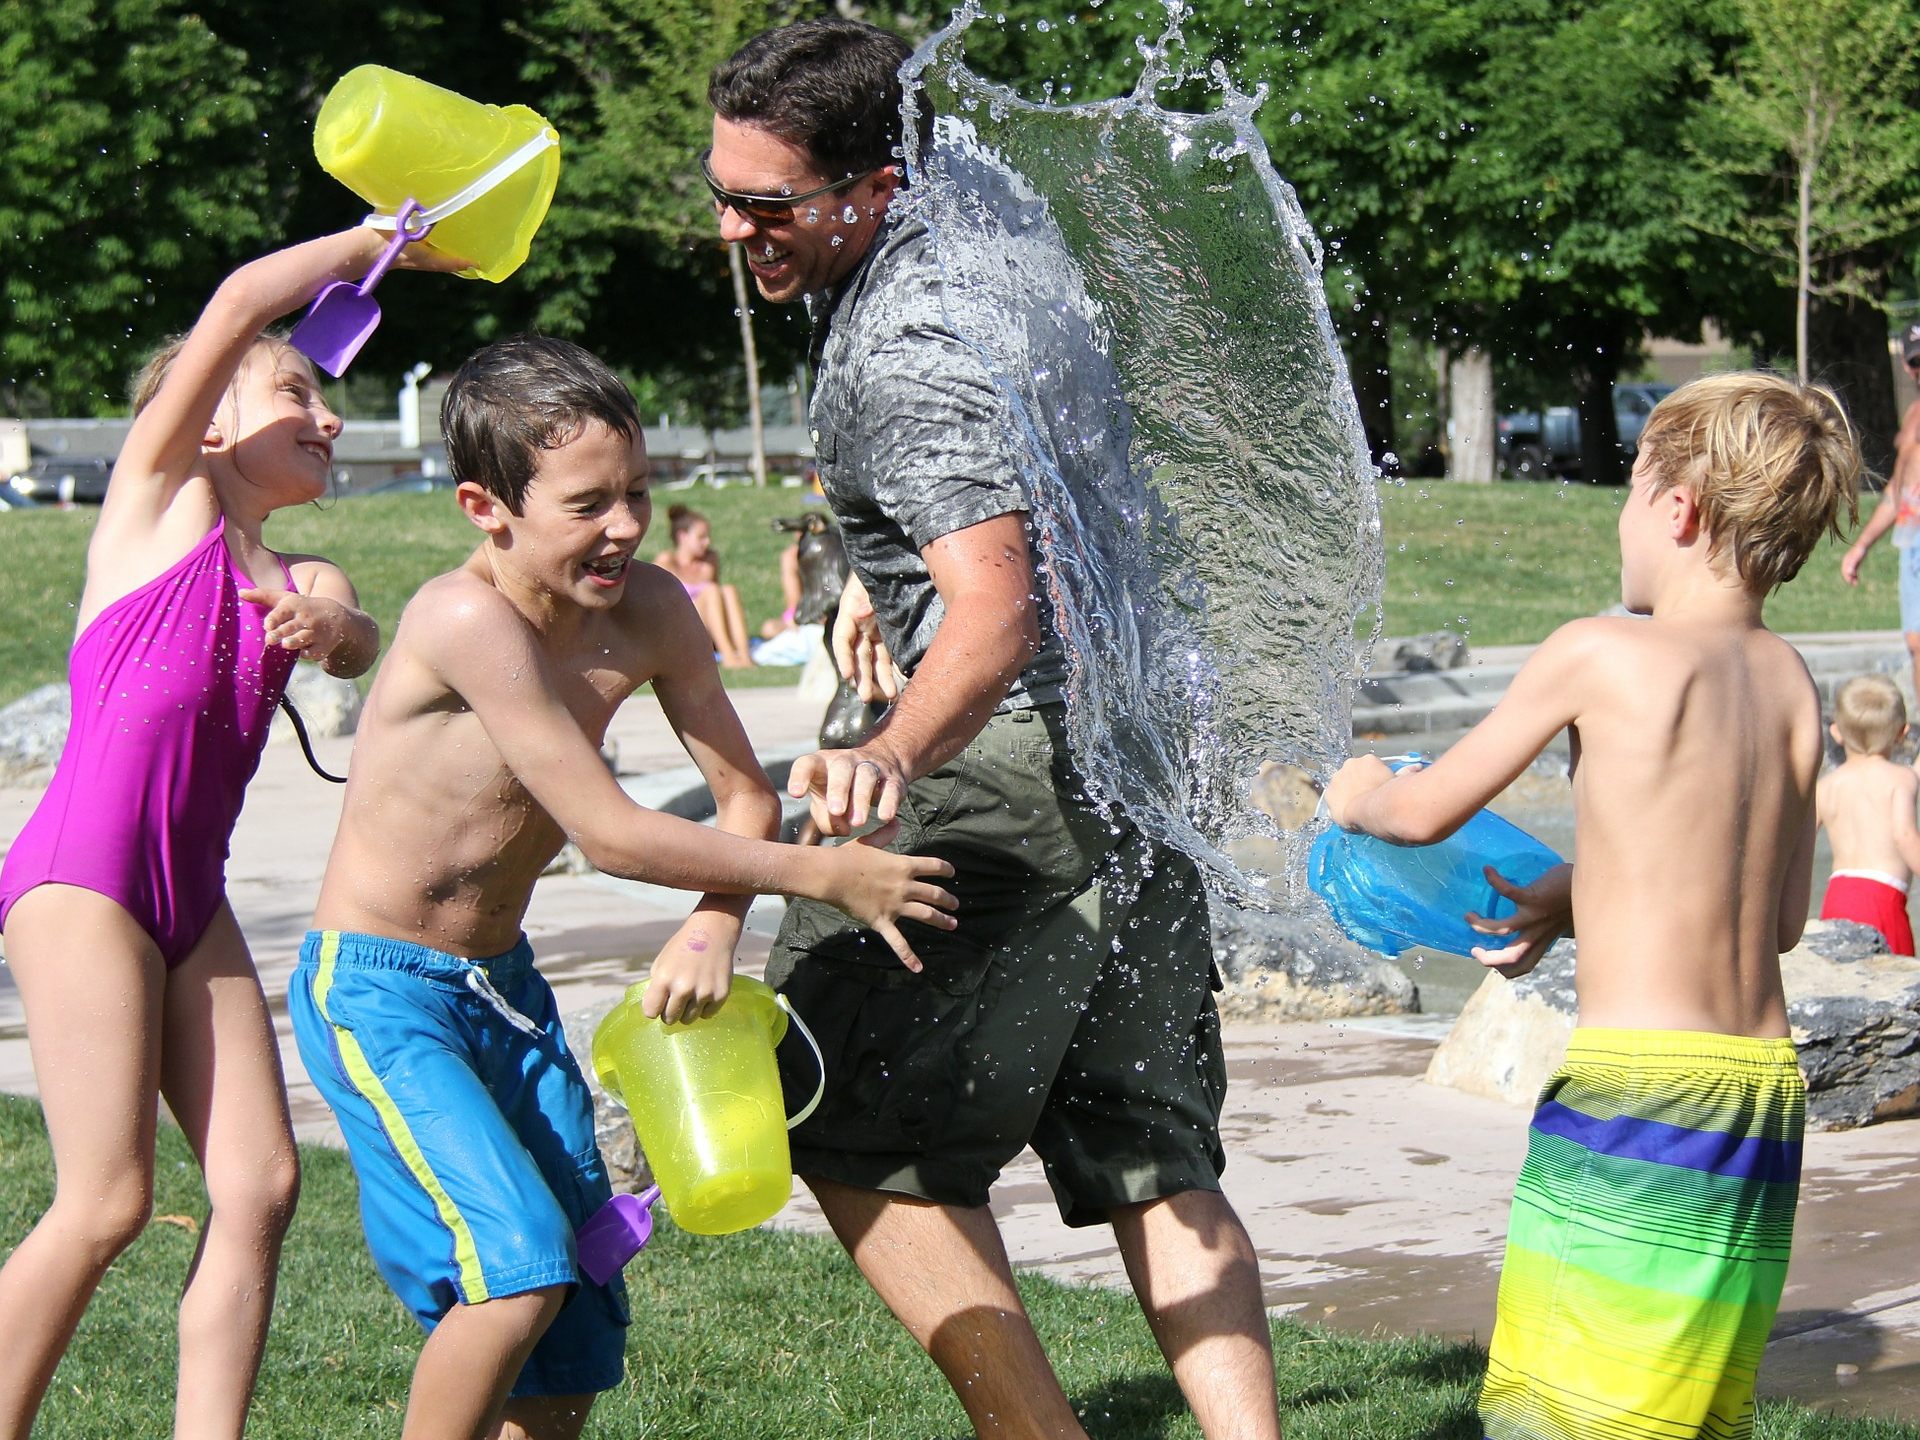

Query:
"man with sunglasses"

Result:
[[706, 18, 1281, 1440], [1841, 320, 1920, 700]]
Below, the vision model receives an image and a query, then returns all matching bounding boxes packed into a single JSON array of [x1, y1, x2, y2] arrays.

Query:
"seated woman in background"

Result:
[[656, 504, 753, 668]]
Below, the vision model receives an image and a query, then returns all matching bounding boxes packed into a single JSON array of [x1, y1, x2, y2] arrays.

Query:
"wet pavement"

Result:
[[1, 658, 1918, 1423]]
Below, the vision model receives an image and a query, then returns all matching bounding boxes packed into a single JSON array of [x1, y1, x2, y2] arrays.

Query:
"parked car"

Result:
[[1498, 382, 1675, 481], [9, 457, 113, 504]]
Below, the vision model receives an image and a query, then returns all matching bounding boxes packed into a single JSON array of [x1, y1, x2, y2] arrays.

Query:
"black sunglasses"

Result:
[[699, 149, 876, 225]]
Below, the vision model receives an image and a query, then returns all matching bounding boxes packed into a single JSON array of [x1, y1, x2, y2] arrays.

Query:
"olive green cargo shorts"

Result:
[[768, 705, 1226, 1226]]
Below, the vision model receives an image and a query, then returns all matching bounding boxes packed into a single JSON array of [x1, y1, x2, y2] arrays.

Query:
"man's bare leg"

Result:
[[808, 1176, 1090, 1440], [403, 1288, 565, 1440], [1109, 1191, 1282, 1440]]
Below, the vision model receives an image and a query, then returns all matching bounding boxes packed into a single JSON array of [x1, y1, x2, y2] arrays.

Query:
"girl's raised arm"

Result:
[[109, 229, 460, 519]]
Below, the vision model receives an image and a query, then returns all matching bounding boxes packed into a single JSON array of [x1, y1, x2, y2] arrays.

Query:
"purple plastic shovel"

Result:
[[576, 1185, 661, 1286], [290, 201, 431, 377]]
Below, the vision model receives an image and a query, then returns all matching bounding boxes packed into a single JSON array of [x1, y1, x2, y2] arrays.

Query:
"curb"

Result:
[[1353, 632, 1910, 737]]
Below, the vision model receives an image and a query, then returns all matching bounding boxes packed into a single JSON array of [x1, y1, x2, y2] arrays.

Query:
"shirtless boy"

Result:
[[1816, 673, 1920, 954], [288, 335, 954, 1440], [1327, 372, 1859, 1439]]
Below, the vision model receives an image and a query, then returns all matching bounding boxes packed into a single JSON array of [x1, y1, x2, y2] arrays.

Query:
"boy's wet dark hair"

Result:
[[710, 17, 933, 179], [441, 335, 642, 514]]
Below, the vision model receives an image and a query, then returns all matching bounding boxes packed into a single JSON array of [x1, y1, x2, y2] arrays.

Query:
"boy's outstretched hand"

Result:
[[643, 916, 738, 1025], [1467, 862, 1573, 979], [1324, 754, 1397, 830], [817, 821, 958, 973]]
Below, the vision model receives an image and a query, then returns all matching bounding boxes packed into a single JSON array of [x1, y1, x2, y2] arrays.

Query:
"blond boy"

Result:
[[1327, 372, 1859, 1439], [289, 336, 954, 1440], [1815, 673, 1920, 954]]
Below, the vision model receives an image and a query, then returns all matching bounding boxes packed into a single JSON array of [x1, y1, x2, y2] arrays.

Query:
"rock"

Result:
[[797, 645, 840, 704], [542, 842, 595, 878], [1423, 923, 1920, 1131], [1423, 942, 1576, 1106], [1248, 761, 1319, 832], [559, 994, 650, 1193], [1784, 934, 1920, 1130], [0, 684, 68, 784], [1391, 630, 1469, 673], [1803, 920, 1887, 964], [1211, 902, 1420, 1021], [269, 665, 362, 743]]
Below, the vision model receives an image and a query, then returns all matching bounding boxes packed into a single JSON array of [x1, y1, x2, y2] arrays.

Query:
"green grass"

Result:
[[0, 479, 1897, 709], [1378, 477, 1896, 646], [2, 1093, 1910, 1438]]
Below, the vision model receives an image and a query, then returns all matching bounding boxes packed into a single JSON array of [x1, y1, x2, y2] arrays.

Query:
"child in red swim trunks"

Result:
[[1816, 673, 1920, 954]]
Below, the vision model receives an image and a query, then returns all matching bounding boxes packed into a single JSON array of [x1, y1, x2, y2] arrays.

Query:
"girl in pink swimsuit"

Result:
[[0, 228, 457, 1439]]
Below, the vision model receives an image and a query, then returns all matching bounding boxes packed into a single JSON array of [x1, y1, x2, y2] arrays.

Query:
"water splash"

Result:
[[902, 3, 1382, 910]]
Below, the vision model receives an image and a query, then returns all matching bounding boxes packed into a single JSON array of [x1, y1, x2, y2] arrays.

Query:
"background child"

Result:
[[1326, 372, 1858, 1440], [1815, 672, 1920, 954], [654, 503, 753, 667], [290, 335, 955, 1440], [0, 228, 456, 1439]]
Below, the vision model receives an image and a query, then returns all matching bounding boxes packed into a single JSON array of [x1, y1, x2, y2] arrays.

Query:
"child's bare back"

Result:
[[1553, 614, 1820, 1036]]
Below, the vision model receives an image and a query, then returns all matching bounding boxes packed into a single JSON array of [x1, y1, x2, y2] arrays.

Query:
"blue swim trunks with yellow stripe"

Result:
[[290, 928, 629, 1397]]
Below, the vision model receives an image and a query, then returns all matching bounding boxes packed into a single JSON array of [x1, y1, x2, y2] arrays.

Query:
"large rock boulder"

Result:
[[1423, 942, 1576, 1105], [269, 664, 362, 743], [1424, 921, 1920, 1130], [0, 683, 69, 784], [1211, 902, 1420, 1021]]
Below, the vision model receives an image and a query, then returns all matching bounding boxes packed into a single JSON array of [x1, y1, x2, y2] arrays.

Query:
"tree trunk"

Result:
[[1797, 108, 1816, 387], [1342, 309, 1395, 473], [729, 244, 768, 486], [1446, 347, 1495, 483], [1573, 357, 1625, 486], [1809, 289, 1899, 480]]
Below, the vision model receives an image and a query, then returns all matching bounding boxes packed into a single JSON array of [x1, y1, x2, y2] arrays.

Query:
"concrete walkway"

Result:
[[0, 641, 1918, 1422]]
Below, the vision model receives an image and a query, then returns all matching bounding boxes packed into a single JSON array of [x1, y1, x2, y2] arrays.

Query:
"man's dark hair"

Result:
[[710, 18, 932, 179], [441, 335, 641, 514]]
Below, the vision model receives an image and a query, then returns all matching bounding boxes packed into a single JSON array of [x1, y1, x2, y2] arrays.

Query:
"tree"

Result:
[[0, 0, 274, 414], [1686, 0, 1920, 385]]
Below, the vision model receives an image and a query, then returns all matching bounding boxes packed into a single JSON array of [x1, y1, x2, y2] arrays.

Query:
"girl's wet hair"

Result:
[[441, 334, 641, 513], [668, 504, 707, 539], [1638, 372, 1862, 595], [129, 328, 293, 416]]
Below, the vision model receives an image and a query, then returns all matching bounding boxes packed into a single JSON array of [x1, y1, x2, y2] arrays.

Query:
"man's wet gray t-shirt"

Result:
[[806, 213, 1069, 711]]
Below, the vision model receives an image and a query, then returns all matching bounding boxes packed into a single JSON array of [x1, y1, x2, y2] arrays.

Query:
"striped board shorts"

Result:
[[1480, 1028, 1804, 1440]]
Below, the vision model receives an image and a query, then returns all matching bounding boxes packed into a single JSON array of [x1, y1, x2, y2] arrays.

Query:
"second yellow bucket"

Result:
[[592, 975, 823, 1237], [314, 64, 560, 283]]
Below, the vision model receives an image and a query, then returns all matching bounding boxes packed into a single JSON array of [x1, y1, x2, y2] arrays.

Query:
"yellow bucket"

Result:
[[592, 975, 823, 1237], [313, 65, 560, 283]]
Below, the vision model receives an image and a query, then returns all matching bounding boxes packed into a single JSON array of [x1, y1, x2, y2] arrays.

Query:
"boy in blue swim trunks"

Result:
[[1840, 320, 1920, 700], [289, 336, 954, 1440]]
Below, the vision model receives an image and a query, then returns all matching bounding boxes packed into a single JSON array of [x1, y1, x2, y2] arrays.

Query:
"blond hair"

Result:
[[1833, 673, 1907, 756], [1637, 372, 1860, 594], [129, 327, 292, 416]]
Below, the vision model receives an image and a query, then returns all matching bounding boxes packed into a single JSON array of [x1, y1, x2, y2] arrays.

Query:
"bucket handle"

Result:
[[775, 994, 826, 1129], [361, 130, 558, 233]]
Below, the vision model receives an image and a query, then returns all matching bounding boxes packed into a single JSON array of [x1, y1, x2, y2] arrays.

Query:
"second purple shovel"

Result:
[[576, 1185, 661, 1287], [290, 200, 431, 377]]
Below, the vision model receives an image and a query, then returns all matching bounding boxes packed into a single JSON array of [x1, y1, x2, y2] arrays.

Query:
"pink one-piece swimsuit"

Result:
[[0, 517, 296, 967]]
